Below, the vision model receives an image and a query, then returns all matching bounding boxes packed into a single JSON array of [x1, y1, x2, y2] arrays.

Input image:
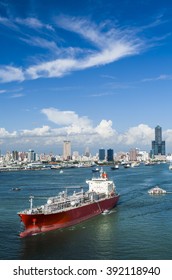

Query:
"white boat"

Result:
[[148, 186, 166, 195], [169, 163, 172, 170], [111, 164, 119, 170], [123, 163, 130, 168], [131, 162, 140, 167], [92, 167, 100, 172]]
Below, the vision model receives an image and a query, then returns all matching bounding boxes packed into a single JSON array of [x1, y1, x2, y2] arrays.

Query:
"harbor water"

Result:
[[0, 163, 172, 260]]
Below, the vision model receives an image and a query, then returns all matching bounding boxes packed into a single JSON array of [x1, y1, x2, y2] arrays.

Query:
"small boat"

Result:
[[131, 162, 140, 167], [12, 187, 21, 191], [145, 161, 154, 166], [169, 164, 172, 170], [111, 164, 119, 170], [59, 169, 63, 174], [148, 186, 166, 195], [92, 167, 100, 172], [51, 165, 61, 170], [123, 163, 130, 168]]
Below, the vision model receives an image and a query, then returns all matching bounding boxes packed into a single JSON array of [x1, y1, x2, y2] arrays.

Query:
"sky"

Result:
[[0, 0, 172, 155]]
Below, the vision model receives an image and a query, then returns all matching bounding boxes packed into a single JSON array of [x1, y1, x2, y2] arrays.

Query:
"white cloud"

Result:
[[0, 107, 168, 151], [20, 36, 59, 53], [25, 16, 143, 80], [0, 16, 146, 83], [26, 58, 77, 79], [119, 124, 154, 145], [41, 108, 93, 135], [8, 93, 24, 98], [0, 16, 18, 29], [0, 128, 17, 138], [1, 119, 172, 153], [95, 120, 115, 138], [15, 17, 54, 31], [0, 66, 24, 83], [142, 74, 172, 82], [41, 108, 81, 125], [0, 89, 6, 94], [21, 125, 52, 136]]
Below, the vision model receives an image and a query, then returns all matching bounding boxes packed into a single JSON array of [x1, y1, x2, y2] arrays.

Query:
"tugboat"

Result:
[[12, 187, 21, 191], [18, 168, 120, 237]]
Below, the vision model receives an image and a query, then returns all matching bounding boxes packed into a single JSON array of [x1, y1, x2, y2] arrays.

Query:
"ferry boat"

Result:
[[18, 168, 120, 237], [148, 186, 166, 195]]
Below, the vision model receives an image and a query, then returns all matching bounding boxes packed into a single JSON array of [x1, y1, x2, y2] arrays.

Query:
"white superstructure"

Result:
[[86, 168, 115, 195]]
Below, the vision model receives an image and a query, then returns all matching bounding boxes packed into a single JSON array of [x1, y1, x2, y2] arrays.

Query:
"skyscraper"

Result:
[[107, 149, 114, 162], [28, 149, 36, 162], [63, 140, 71, 160], [152, 125, 166, 155], [99, 148, 105, 161]]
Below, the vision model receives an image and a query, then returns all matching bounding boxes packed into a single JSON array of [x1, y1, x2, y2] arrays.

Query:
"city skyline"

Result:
[[1, 1, 172, 153]]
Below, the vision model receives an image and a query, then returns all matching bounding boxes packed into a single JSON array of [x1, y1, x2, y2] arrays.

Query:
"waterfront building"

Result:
[[107, 149, 114, 162], [137, 151, 149, 162], [152, 125, 166, 155], [12, 150, 19, 161], [85, 147, 90, 157], [5, 151, 12, 162], [72, 151, 80, 161], [99, 148, 105, 161], [129, 148, 139, 161], [18, 152, 27, 162], [63, 140, 71, 160], [28, 149, 36, 162]]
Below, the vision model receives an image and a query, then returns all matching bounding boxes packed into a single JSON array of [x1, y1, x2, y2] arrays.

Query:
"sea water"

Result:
[[0, 163, 172, 260]]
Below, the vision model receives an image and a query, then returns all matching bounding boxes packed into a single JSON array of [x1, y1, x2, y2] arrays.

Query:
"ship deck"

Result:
[[18, 192, 118, 216]]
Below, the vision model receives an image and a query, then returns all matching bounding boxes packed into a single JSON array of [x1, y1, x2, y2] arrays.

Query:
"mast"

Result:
[[29, 196, 34, 212]]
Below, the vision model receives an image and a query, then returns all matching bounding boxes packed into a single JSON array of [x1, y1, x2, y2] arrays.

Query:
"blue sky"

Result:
[[0, 0, 172, 155]]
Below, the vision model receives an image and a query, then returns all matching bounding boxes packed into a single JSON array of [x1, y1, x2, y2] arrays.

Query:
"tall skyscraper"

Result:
[[107, 149, 114, 162], [28, 149, 36, 162], [152, 125, 166, 155], [63, 140, 71, 160], [99, 148, 105, 161]]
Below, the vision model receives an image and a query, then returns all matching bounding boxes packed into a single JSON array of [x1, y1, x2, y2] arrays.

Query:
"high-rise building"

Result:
[[99, 148, 105, 161], [12, 150, 19, 161], [129, 148, 139, 161], [63, 140, 71, 160], [152, 125, 166, 155], [85, 147, 90, 157], [107, 149, 114, 162], [28, 149, 36, 162]]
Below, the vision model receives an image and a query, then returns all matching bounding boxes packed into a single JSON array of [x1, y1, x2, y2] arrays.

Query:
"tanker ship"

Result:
[[18, 168, 120, 237]]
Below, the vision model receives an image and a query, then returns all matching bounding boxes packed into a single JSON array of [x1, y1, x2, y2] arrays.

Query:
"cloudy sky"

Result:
[[0, 0, 172, 155]]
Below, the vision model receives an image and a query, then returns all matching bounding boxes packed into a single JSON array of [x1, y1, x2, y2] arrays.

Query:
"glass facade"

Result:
[[99, 149, 105, 161], [152, 126, 166, 155], [107, 149, 114, 162]]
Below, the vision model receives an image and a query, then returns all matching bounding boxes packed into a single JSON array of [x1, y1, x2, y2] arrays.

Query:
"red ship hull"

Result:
[[18, 195, 119, 238]]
